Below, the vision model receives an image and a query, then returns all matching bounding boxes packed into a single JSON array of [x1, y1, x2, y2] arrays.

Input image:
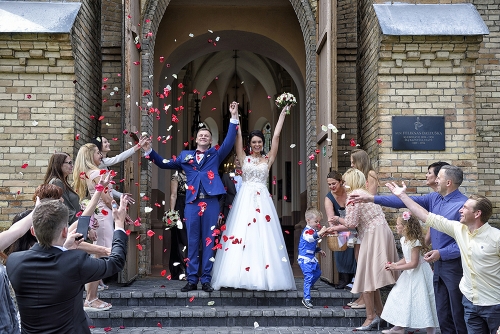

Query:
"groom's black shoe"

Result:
[[181, 282, 197, 292], [202, 283, 214, 292]]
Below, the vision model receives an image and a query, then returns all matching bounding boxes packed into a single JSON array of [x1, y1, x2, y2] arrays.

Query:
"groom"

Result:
[[143, 102, 239, 292]]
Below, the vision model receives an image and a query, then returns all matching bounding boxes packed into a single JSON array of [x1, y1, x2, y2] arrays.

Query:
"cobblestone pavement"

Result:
[[90, 326, 385, 333]]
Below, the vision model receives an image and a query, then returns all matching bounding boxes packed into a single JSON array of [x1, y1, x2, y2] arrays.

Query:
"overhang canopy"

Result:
[[0, 1, 81, 33], [374, 3, 489, 36]]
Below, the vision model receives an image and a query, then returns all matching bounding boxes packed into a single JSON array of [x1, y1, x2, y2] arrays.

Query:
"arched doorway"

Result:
[[139, 0, 317, 275]]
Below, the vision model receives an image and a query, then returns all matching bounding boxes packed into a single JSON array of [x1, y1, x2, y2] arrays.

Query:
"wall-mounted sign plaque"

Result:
[[392, 116, 445, 151]]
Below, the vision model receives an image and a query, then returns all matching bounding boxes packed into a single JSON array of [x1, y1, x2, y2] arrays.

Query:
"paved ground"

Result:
[[90, 326, 387, 333]]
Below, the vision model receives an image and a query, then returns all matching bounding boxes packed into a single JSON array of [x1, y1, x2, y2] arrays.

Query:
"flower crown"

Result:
[[402, 211, 411, 221]]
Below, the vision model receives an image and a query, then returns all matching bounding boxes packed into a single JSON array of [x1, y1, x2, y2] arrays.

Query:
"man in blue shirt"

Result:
[[349, 165, 467, 334]]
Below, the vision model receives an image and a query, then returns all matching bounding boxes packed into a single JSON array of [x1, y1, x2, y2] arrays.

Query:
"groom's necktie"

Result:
[[195, 150, 205, 163]]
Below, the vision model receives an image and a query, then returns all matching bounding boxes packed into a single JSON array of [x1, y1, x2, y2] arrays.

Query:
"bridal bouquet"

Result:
[[163, 209, 183, 230], [275, 92, 297, 114]]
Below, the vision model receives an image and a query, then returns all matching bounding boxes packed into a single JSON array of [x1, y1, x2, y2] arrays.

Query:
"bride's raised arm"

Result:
[[266, 106, 288, 167]]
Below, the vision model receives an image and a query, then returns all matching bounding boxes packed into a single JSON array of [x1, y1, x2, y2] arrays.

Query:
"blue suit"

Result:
[[148, 122, 237, 284], [298, 226, 322, 301]]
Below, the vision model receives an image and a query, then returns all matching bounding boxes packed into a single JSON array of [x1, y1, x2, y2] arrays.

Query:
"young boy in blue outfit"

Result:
[[298, 208, 327, 309]]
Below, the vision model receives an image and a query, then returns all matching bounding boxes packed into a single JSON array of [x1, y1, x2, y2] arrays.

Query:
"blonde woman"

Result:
[[338, 168, 399, 330], [73, 143, 114, 311]]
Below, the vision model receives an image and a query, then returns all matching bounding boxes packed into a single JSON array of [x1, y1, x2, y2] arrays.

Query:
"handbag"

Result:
[[326, 233, 347, 252]]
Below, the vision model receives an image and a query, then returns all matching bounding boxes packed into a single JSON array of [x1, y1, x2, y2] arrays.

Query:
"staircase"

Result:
[[86, 278, 370, 329]]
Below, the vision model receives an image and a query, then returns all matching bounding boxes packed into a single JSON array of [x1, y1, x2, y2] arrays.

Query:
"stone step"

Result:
[[90, 278, 359, 307], [89, 326, 386, 334], [86, 278, 373, 329], [87, 305, 369, 328]]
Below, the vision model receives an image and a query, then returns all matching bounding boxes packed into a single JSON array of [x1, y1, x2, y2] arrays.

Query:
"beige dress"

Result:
[[344, 189, 399, 293]]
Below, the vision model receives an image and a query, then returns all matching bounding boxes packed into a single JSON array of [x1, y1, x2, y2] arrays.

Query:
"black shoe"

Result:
[[202, 283, 214, 292], [181, 282, 197, 292]]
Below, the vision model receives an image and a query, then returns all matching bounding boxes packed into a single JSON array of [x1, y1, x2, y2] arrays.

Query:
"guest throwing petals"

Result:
[[211, 105, 296, 291], [335, 168, 399, 330]]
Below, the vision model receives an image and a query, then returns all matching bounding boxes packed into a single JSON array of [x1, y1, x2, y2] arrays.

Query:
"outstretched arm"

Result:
[[386, 181, 430, 222], [0, 211, 34, 251], [266, 107, 288, 167]]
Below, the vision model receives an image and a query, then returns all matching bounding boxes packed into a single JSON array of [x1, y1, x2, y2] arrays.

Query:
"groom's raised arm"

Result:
[[216, 102, 240, 160]]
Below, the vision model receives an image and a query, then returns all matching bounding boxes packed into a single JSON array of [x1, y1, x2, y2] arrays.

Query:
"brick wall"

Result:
[[101, 0, 126, 193], [474, 0, 500, 224], [71, 0, 102, 152], [337, 0, 358, 171], [0, 1, 102, 228], [357, 0, 381, 158]]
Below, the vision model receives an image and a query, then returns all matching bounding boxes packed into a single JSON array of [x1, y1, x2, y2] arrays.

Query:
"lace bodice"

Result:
[[241, 156, 269, 185]]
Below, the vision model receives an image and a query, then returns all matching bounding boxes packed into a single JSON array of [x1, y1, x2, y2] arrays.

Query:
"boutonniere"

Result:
[[184, 154, 194, 162], [235, 169, 242, 176], [229, 172, 235, 178]]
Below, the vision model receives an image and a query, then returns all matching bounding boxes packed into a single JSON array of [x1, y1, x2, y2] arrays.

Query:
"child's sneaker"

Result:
[[302, 299, 313, 309]]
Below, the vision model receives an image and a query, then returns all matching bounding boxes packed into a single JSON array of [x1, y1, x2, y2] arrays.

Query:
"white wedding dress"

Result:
[[211, 156, 296, 291]]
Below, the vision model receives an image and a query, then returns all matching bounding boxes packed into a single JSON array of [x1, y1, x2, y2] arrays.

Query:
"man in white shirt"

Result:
[[386, 181, 500, 334]]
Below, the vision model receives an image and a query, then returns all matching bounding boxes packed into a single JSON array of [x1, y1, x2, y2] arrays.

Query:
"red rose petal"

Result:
[[147, 230, 155, 237], [136, 244, 143, 251]]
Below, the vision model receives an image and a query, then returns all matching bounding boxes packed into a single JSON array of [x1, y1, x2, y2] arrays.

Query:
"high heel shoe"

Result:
[[355, 316, 380, 331]]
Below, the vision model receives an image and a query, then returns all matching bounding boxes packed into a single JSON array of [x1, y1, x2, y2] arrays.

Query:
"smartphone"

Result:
[[129, 132, 139, 144], [76, 216, 91, 241]]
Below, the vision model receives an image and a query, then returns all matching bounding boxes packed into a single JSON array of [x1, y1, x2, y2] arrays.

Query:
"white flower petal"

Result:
[[279, 245, 283, 250], [147, 102, 153, 107], [290, 144, 296, 148], [142, 132, 148, 137], [321, 125, 328, 132], [207, 301, 215, 306], [126, 94, 131, 98], [209, 257, 215, 262], [162, 159, 169, 163], [162, 200, 165, 205], [167, 125, 173, 131], [113, 87, 119, 91], [148, 74, 153, 78], [208, 29, 213, 33], [105, 123, 111, 126], [182, 246, 187, 252], [341, 133, 346, 139], [254, 322, 259, 328], [172, 74, 177, 79], [173, 262, 180, 266], [140, 193, 145, 197], [179, 274, 185, 280], [144, 206, 153, 213], [326, 138, 332, 142], [128, 142, 133, 146], [188, 33, 194, 37], [215, 36, 220, 41], [109, 92, 114, 96], [32, 121, 38, 126], [281, 257, 288, 262]]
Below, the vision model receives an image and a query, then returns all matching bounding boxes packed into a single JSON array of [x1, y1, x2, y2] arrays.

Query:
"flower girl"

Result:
[[381, 212, 439, 334]]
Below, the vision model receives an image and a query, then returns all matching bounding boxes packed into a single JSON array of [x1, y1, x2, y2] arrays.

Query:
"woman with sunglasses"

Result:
[[43, 152, 81, 224]]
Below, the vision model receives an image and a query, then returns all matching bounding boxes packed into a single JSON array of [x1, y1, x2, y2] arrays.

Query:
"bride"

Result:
[[211, 105, 296, 291]]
